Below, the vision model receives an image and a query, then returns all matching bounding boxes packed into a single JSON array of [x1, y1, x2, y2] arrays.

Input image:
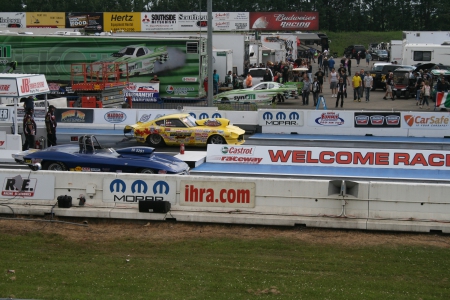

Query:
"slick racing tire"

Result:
[[147, 134, 165, 147], [43, 161, 67, 171], [208, 135, 226, 145]]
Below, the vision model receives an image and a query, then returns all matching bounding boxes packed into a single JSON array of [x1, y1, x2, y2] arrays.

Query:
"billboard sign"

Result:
[[250, 12, 319, 31]]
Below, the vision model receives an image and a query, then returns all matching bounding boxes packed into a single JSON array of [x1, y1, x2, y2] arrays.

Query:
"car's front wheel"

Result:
[[43, 161, 67, 171], [147, 134, 165, 147], [208, 135, 226, 144], [140, 168, 155, 174]]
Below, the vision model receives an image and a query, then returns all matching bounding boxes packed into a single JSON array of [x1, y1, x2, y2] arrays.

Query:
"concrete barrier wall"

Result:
[[0, 169, 449, 233], [2, 107, 449, 137]]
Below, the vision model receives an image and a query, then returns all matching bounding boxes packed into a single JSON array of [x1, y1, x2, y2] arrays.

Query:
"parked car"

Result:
[[370, 63, 413, 90], [213, 82, 297, 104], [124, 113, 245, 147], [370, 49, 389, 61], [12, 135, 190, 174], [344, 45, 366, 59]]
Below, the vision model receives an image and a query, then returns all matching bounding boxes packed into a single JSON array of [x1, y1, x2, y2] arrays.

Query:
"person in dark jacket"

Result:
[[22, 108, 36, 151], [263, 69, 273, 82]]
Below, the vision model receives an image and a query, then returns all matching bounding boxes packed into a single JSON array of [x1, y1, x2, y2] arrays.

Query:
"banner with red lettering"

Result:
[[249, 12, 319, 31], [0, 75, 49, 97], [207, 145, 450, 170]]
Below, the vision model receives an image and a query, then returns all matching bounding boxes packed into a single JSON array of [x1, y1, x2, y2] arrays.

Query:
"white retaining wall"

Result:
[[0, 169, 449, 233]]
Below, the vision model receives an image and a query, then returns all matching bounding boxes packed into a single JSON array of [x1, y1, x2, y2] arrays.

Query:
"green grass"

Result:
[[1, 230, 449, 299], [324, 31, 403, 57]]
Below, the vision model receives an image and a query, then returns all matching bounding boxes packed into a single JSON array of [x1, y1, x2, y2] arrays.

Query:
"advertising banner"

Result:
[[258, 109, 304, 126], [123, 82, 160, 103], [103, 177, 177, 203], [26, 12, 65, 28], [55, 109, 94, 124], [104, 12, 141, 32], [402, 113, 450, 129], [141, 12, 177, 31], [180, 180, 256, 208], [2, 35, 205, 98], [307, 111, 353, 128], [141, 12, 249, 32], [0, 108, 10, 123], [16, 108, 46, 124], [354, 112, 401, 128], [250, 12, 319, 31], [0, 75, 49, 97], [207, 144, 450, 170], [0, 12, 25, 28], [93, 109, 137, 125], [0, 173, 55, 199], [65, 13, 103, 31]]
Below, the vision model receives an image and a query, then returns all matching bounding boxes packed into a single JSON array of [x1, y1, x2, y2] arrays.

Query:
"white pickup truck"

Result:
[[246, 68, 274, 87]]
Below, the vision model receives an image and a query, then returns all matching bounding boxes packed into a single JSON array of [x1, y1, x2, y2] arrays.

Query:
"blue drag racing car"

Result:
[[13, 135, 190, 175]]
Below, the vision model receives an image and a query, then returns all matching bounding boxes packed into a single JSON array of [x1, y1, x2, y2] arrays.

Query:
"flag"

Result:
[[436, 92, 450, 108]]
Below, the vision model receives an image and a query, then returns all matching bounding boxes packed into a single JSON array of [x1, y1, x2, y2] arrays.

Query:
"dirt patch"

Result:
[[1, 218, 449, 248]]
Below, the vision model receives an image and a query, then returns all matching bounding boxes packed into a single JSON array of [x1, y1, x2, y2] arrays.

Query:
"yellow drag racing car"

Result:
[[124, 113, 245, 147]]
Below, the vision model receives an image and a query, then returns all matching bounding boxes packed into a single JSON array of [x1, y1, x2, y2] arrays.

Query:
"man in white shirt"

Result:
[[363, 71, 373, 102]]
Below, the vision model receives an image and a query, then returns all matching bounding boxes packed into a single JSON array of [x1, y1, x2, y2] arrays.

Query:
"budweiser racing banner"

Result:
[[250, 12, 319, 31]]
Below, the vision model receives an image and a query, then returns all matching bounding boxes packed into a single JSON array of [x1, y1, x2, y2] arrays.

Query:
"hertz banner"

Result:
[[104, 12, 141, 32]]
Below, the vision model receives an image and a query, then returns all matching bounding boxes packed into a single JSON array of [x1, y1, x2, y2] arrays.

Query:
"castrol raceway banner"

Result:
[[207, 145, 450, 170]]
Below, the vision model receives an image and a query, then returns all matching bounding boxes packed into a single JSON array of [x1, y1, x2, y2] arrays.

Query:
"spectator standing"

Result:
[[263, 69, 272, 82], [282, 63, 289, 83], [317, 51, 323, 69], [415, 72, 423, 106], [356, 52, 361, 67], [328, 56, 335, 71], [337, 64, 346, 75], [383, 72, 395, 101], [312, 77, 320, 106], [359, 69, 365, 99], [212, 69, 219, 94], [307, 62, 313, 82], [22, 108, 36, 151], [323, 56, 329, 76], [336, 78, 346, 108], [224, 71, 233, 87], [245, 73, 253, 88], [315, 68, 325, 93], [421, 81, 430, 109], [363, 71, 373, 102], [365, 51, 372, 67], [45, 105, 57, 146], [329, 68, 338, 97], [302, 76, 312, 105], [339, 69, 350, 98], [232, 73, 240, 89], [352, 71, 362, 102]]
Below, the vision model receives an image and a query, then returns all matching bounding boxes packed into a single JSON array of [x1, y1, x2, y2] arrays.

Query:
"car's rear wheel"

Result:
[[147, 134, 165, 147], [208, 135, 226, 144], [220, 98, 230, 104], [43, 161, 67, 171], [140, 168, 155, 174]]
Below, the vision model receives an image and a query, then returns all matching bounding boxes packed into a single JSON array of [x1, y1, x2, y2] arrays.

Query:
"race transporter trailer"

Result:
[[0, 32, 207, 100]]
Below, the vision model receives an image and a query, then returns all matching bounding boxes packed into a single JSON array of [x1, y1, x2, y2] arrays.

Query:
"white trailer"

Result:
[[213, 49, 233, 80], [389, 40, 403, 64], [402, 42, 450, 66], [403, 31, 450, 44]]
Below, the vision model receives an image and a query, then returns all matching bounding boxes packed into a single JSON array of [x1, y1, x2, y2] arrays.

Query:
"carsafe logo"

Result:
[[109, 179, 170, 202], [404, 115, 415, 127], [262, 111, 299, 125]]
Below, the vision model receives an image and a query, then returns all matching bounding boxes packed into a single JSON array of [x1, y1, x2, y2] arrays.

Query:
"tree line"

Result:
[[3, 0, 449, 31]]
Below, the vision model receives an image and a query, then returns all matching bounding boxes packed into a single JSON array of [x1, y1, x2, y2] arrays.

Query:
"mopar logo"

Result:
[[199, 113, 209, 119], [289, 112, 300, 120], [262, 112, 273, 120], [276, 112, 286, 120], [233, 94, 255, 101], [212, 113, 222, 118], [263, 111, 299, 125], [109, 179, 169, 202], [189, 112, 196, 118]]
